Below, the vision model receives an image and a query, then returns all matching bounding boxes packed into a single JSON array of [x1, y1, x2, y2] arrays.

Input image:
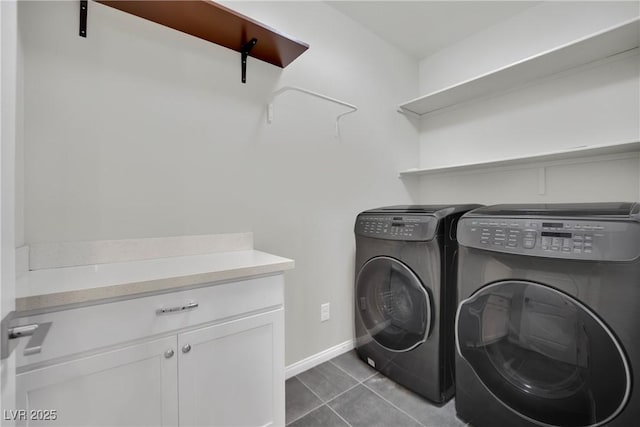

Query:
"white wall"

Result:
[[418, 156, 640, 204], [1, 0, 18, 413], [416, 1, 640, 204], [418, 1, 639, 94], [1, 0, 17, 322], [18, 1, 419, 365]]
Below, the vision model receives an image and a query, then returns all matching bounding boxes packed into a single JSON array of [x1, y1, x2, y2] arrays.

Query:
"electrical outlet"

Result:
[[320, 303, 330, 322]]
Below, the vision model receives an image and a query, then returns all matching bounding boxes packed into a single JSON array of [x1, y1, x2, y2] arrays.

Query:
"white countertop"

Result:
[[16, 250, 294, 312]]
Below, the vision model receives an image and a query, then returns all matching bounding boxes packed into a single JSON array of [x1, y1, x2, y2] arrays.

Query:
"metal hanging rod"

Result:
[[266, 86, 358, 138]]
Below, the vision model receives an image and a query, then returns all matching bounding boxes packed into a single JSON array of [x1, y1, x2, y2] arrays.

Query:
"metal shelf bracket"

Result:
[[79, 0, 88, 37], [1, 311, 53, 360], [241, 38, 258, 84]]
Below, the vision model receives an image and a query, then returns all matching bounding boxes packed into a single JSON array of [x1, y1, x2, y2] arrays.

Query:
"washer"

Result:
[[455, 203, 640, 427], [354, 204, 480, 403]]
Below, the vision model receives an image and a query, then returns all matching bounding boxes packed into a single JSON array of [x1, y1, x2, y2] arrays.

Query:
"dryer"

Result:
[[354, 204, 480, 403], [455, 203, 640, 427]]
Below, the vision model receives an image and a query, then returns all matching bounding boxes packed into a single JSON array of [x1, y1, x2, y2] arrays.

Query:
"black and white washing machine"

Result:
[[455, 203, 640, 427], [354, 204, 480, 403]]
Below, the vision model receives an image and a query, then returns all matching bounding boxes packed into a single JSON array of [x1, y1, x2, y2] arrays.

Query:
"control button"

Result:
[[551, 246, 560, 251], [562, 247, 572, 253], [564, 224, 572, 229], [509, 223, 520, 228], [524, 231, 537, 240], [482, 228, 490, 233], [573, 235, 583, 241], [584, 248, 593, 254], [493, 241, 504, 246], [507, 242, 518, 248], [480, 240, 490, 245], [542, 237, 551, 246], [573, 248, 582, 254], [593, 226, 604, 230], [574, 225, 582, 230], [479, 221, 488, 226], [500, 222, 508, 227], [573, 241, 583, 247], [552, 237, 562, 247], [584, 242, 593, 248], [489, 222, 498, 227], [585, 235, 593, 241], [563, 238, 572, 247], [523, 239, 536, 249], [471, 221, 478, 226]]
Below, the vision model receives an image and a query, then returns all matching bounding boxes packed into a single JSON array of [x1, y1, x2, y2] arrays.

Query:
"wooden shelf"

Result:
[[399, 18, 639, 116], [95, 1, 309, 69], [399, 141, 640, 178]]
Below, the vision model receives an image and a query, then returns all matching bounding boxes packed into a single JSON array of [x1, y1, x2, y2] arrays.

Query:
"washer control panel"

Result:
[[458, 217, 640, 261], [355, 214, 437, 241]]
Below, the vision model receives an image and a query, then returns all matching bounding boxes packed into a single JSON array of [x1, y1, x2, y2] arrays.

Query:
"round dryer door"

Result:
[[456, 280, 630, 427], [356, 256, 431, 352]]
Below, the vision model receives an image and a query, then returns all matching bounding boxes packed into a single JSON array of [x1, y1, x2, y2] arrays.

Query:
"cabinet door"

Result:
[[178, 308, 284, 427], [16, 336, 178, 426]]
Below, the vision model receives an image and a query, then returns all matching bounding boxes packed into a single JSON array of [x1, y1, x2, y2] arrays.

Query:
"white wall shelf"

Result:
[[399, 141, 640, 178], [398, 18, 640, 116]]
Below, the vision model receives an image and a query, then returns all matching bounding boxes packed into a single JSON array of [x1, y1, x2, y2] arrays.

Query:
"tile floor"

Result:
[[286, 350, 467, 427]]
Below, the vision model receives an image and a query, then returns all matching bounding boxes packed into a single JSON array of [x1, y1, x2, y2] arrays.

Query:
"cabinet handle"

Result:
[[182, 344, 191, 354], [156, 302, 199, 315], [4, 321, 53, 357], [164, 349, 175, 359]]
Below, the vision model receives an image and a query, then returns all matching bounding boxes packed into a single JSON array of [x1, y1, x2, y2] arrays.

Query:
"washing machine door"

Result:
[[456, 280, 630, 427], [356, 256, 431, 352]]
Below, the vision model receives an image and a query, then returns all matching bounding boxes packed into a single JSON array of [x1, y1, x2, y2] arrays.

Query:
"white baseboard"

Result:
[[285, 339, 355, 379]]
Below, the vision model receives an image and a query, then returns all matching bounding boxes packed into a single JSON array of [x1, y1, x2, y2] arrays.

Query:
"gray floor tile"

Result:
[[328, 384, 422, 427], [297, 361, 359, 402], [286, 377, 322, 424], [288, 405, 349, 427], [330, 350, 378, 382], [364, 374, 465, 427]]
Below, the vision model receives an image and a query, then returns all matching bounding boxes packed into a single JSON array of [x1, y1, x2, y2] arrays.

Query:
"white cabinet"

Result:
[[16, 336, 178, 426], [14, 275, 285, 427], [178, 309, 284, 427]]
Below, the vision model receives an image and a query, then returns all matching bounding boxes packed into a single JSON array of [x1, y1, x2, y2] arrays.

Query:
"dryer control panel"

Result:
[[458, 217, 640, 261], [355, 214, 438, 241]]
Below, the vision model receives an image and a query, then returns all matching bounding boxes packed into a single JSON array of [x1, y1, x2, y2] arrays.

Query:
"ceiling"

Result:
[[327, 1, 539, 59]]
